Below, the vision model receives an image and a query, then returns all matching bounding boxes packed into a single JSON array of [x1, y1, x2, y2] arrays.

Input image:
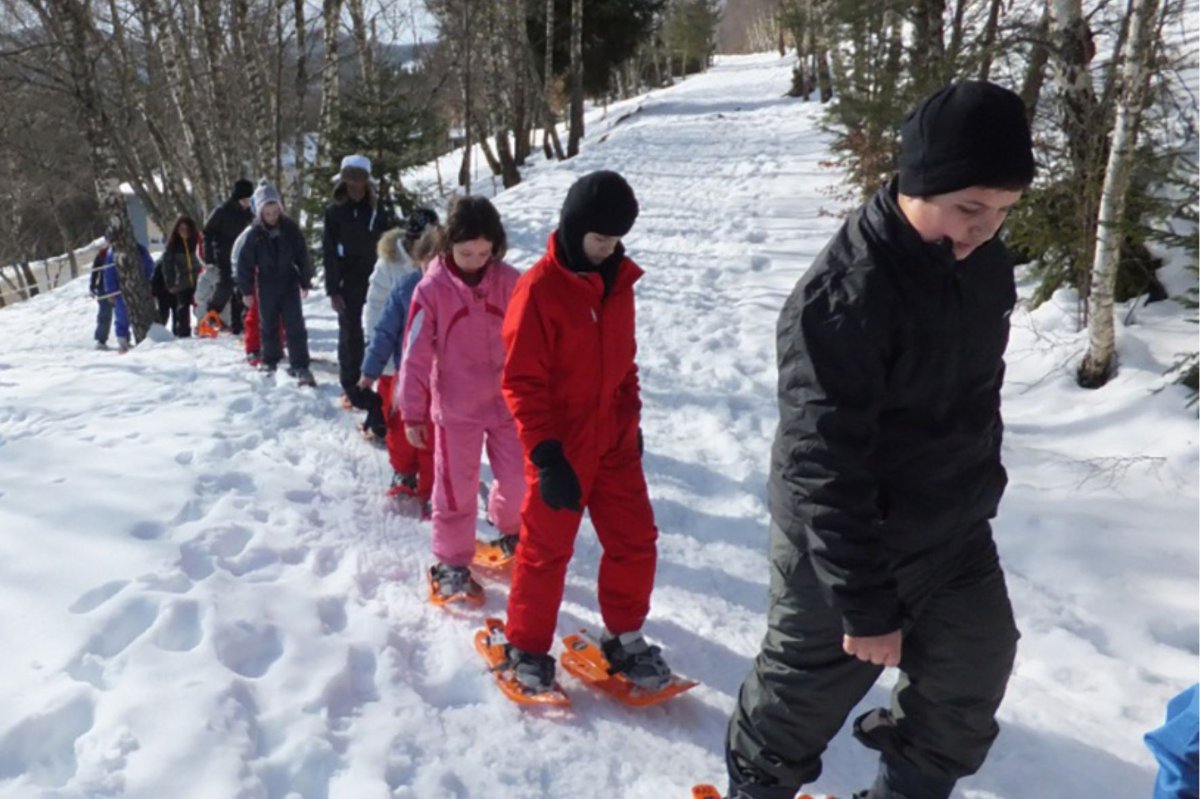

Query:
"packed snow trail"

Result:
[[0, 53, 1195, 799]]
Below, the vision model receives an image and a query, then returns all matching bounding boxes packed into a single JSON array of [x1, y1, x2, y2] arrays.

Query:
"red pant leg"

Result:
[[504, 468, 586, 654], [587, 443, 658, 636], [244, 295, 261, 353]]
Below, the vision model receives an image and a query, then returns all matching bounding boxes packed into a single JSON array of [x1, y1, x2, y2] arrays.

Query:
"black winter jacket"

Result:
[[768, 180, 1015, 637], [160, 242, 201, 293], [203, 198, 254, 276], [321, 184, 391, 297], [236, 216, 313, 297]]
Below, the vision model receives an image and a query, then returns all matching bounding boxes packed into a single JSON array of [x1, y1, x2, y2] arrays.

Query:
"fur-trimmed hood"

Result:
[[377, 227, 405, 264]]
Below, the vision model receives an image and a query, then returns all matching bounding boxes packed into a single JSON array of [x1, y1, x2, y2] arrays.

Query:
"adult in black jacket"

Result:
[[322, 154, 393, 402], [236, 183, 315, 385], [203, 178, 254, 334], [725, 82, 1036, 799]]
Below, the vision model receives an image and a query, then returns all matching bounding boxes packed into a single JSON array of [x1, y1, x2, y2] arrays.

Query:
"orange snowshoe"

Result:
[[427, 564, 484, 607], [474, 617, 570, 706], [559, 630, 697, 708]]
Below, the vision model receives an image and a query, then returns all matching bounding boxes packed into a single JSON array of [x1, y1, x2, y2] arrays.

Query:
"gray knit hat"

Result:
[[253, 182, 282, 220]]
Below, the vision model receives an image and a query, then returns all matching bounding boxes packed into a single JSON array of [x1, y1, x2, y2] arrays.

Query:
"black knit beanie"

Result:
[[898, 81, 1035, 197], [232, 179, 255, 201], [405, 207, 440, 242], [557, 171, 639, 274]]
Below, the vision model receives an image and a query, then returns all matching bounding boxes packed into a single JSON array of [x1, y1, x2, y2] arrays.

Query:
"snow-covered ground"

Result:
[[0, 53, 1195, 799]]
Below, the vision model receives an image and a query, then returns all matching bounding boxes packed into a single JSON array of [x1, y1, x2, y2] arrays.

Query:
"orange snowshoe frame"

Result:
[[427, 566, 484, 608], [559, 630, 698, 708], [196, 310, 223, 338], [475, 617, 570, 706], [472, 537, 516, 571]]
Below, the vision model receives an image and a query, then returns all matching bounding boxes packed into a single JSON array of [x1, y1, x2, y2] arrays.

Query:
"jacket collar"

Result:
[[862, 178, 960, 278], [545, 231, 643, 297]]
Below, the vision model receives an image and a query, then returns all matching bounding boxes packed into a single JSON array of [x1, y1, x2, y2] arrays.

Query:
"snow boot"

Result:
[[851, 754, 954, 799], [94, 341, 109, 351], [258, 361, 277, 374], [288, 366, 316, 387], [117, 336, 131, 353], [388, 471, 418, 497], [600, 629, 673, 691], [504, 644, 558, 694], [428, 563, 483, 605]]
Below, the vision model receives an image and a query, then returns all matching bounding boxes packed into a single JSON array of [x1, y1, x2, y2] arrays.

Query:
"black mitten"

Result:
[[530, 440, 582, 511]]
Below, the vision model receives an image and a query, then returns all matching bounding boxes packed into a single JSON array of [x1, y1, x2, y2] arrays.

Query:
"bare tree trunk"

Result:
[[196, 0, 237, 186], [233, 0, 277, 181], [1020, 4, 1052, 121], [812, 0, 833, 102], [17, 261, 39, 298], [309, 0, 342, 238], [273, 0, 286, 188], [541, 0, 565, 160], [36, 0, 155, 340], [1050, 0, 1105, 324], [510, 0, 530, 165], [346, 0, 375, 87], [103, 0, 181, 224], [567, 0, 583, 157], [947, 0, 969, 69], [145, 0, 216, 214], [977, 0, 1004, 81], [457, 0, 473, 191], [291, 0, 310, 213], [1079, 0, 1162, 387], [912, 0, 947, 91]]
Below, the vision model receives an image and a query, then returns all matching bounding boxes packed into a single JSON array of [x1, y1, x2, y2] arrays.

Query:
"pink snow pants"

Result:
[[431, 418, 525, 567]]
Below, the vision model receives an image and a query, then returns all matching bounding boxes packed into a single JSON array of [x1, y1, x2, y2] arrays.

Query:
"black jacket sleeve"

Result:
[[293, 223, 313, 290], [775, 265, 900, 637], [203, 205, 223, 267], [322, 205, 341, 296]]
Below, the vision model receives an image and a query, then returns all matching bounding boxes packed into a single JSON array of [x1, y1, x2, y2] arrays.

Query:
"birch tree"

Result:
[[1078, 0, 1165, 387]]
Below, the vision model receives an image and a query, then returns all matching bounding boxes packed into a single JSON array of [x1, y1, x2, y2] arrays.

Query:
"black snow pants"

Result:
[[258, 279, 310, 371], [726, 521, 1019, 799]]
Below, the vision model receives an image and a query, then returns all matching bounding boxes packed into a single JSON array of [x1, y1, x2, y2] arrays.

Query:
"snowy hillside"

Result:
[[0, 53, 1195, 799]]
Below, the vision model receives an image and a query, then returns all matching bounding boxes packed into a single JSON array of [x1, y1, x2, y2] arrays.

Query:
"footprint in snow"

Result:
[[68, 580, 128, 614], [212, 620, 283, 678], [0, 693, 95, 787], [152, 599, 203, 652]]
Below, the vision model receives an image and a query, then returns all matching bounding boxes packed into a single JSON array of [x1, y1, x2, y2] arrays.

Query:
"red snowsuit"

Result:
[[501, 232, 657, 654]]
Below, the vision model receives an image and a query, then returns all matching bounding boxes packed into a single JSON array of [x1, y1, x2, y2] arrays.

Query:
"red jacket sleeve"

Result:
[[501, 277, 556, 454]]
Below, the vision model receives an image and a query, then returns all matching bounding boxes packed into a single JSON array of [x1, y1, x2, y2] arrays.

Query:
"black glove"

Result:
[[637, 427, 644, 456], [530, 440, 582, 511], [330, 294, 346, 314]]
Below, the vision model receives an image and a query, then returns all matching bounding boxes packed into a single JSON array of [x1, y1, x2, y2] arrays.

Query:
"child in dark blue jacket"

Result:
[[101, 243, 156, 352], [358, 226, 441, 506]]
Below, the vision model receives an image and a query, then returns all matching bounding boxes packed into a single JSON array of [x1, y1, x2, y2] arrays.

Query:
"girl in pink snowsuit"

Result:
[[397, 196, 525, 599]]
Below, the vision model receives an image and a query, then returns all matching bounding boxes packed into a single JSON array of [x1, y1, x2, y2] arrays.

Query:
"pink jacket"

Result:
[[397, 254, 520, 428]]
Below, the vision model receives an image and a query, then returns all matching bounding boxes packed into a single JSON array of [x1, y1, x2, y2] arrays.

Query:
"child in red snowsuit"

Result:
[[498, 171, 673, 694]]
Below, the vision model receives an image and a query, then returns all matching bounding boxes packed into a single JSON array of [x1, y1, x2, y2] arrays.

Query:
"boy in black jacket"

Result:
[[202, 178, 254, 334], [236, 183, 315, 385], [725, 82, 1035, 799]]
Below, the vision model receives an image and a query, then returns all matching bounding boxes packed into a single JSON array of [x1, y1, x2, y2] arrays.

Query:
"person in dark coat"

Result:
[[724, 81, 1036, 799], [322, 154, 394, 405], [89, 240, 112, 349], [203, 178, 255, 334], [236, 183, 315, 385], [159, 215, 202, 337]]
